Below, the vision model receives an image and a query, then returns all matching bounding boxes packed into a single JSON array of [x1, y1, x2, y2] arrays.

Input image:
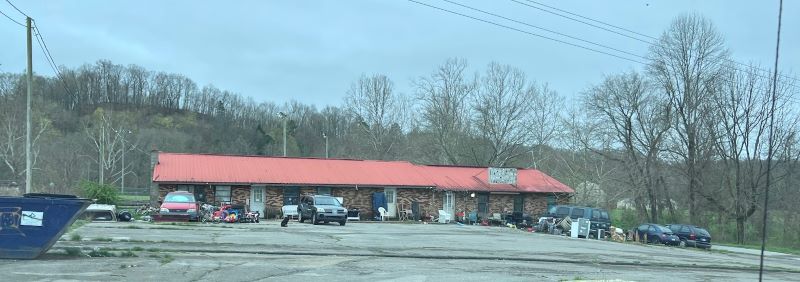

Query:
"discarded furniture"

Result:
[[282, 205, 299, 220], [347, 207, 361, 221], [378, 207, 387, 221], [438, 210, 451, 224]]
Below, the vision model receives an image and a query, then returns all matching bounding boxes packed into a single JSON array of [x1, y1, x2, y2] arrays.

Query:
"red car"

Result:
[[159, 191, 199, 221]]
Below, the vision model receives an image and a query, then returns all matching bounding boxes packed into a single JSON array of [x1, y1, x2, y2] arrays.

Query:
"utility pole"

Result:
[[25, 17, 32, 194], [279, 112, 287, 156], [322, 133, 329, 158]]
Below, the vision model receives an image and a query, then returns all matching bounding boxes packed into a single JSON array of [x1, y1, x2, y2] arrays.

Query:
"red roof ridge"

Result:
[[158, 152, 414, 164]]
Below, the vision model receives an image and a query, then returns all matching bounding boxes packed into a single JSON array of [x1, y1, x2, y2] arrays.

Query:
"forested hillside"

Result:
[[0, 14, 798, 248]]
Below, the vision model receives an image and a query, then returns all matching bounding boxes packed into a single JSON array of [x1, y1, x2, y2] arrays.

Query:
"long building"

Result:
[[150, 151, 573, 220]]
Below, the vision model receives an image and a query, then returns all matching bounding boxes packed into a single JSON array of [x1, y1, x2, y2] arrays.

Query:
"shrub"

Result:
[[79, 180, 120, 205]]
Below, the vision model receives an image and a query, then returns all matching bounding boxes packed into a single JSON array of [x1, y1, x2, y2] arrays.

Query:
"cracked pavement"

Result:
[[0, 221, 798, 281]]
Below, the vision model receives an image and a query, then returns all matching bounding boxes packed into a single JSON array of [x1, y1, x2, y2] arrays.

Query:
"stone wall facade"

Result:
[[157, 183, 560, 220]]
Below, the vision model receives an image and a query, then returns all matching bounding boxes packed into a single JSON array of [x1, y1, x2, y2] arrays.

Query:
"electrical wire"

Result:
[[5, 0, 29, 18], [441, 0, 647, 61], [511, 0, 800, 89], [0, 8, 24, 27], [407, 0, 647, 64], [32, 20, 77, 99]]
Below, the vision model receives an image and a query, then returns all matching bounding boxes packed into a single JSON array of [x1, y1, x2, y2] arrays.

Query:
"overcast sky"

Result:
[[1, 1, 797, 107]]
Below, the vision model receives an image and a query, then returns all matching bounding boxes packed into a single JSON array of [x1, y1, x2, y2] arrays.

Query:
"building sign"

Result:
[[489, 167, 517, 184]]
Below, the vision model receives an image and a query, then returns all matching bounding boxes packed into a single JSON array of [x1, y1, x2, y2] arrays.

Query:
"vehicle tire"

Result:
[[312, 213, 319, 225], [299, 212, 305, 223], [339, 220, 346, 226], [679, 240, 687, 248]]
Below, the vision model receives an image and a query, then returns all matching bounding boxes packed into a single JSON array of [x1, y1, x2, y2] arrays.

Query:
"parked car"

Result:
[[635, 223, 680, 246], [297, 195, 347, 226], [546, 205, 611, 236], [159, 191, 199, 221], [666, 224, 712, 249]]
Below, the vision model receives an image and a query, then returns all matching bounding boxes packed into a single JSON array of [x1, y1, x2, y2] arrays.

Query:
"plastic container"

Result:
[[0, 193, 92, 259]]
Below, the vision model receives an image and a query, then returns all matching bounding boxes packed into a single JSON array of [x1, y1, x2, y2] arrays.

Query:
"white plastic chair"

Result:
[[438, 210, 451, 223], [378, 207, 387, 221]]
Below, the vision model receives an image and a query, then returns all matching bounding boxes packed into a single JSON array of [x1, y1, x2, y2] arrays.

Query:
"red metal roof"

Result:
[[419, 165, 573, 193], [152, 152, 573, 193]]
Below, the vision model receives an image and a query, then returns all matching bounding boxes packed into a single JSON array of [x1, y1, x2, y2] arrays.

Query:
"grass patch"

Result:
[[718, 243, 800, 256], [88, 248, 116, 257], [70, 233, 82, 241], [67, 219, 88, 233], [62, 247, 83, 257], [91, 237, 113, 242], [131, 246, 145, 252], [159, 254, 174, 265], [123, 225, 143, 229], [147, 248, 162, 252], [119, 195, 149, 202], [119, 250, 138, 257]]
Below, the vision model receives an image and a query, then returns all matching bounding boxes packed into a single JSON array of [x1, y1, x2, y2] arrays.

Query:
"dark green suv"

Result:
[[297, 195, 347, 226], [547, 205, 611, 236]]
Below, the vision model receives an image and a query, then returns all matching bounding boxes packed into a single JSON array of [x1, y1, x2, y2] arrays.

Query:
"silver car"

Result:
[[297, 195, 347, 226]]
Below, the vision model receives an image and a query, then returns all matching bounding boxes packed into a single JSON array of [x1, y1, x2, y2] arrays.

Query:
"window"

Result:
[[591, 209, 600, 220], [546, 195, 557, 210], [284, 187, 299, 205], [214, 186, 231, 204], [571, 208, 585, 218], [556, 207, 570, 218], [317, 187, 332, 196], [601, 211, 609, 220], [177, 185, 194, 193], [477, 193, 489, 214], [681, 226, 691, 233], [253, 187, 263, 202], [648, 225, 656, 232], [638, 225, 648, 232]]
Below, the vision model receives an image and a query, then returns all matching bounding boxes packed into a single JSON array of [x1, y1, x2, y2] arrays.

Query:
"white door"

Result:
[[250, 186, 265, 218], [444, 191, 455, 216], [385, 188, 397, 217]]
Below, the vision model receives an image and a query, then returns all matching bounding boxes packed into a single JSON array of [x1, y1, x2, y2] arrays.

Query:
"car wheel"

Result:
[[339, 220, 346, 226], [679, 240, 687, 248], [298, 212, 305, 223], [312, 213, 319, 225]]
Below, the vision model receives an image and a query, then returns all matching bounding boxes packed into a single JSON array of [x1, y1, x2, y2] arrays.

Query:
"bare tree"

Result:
[[415, 58, 477, 165], [344, 74, 404, 159], [648, 13, 729, 224], [584, 71, 672, 222], [706, 66, 796, 243], [471, 63, 535, 166]]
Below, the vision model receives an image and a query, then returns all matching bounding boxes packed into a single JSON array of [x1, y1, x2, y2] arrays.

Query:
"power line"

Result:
[[441, 0, 647, 61], [0, 8, 24, 27], [511, 0, 800, 89], [407, 0, 647, 64], [410, 0, 797, 103], [520, 0, 658, 41], [32, 20, 77, 99], [510, 0, 651, 44], [5, 0, 29, 18]]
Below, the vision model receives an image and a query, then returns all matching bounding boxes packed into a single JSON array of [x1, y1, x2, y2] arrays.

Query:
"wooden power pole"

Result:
[[25, 16, 32, 194]]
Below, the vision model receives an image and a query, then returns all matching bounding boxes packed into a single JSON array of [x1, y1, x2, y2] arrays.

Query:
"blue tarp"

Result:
[[372, 192, 386, 221]]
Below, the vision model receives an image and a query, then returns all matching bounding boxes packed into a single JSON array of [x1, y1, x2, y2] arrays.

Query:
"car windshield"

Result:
[[314, 197, 341, 206], [165, 194, 195, 203]]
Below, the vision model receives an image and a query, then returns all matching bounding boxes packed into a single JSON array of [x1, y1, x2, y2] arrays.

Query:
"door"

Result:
[[385, 188, 397, 217], [250, 186, 265, 217], [513, 195, 524, 213], [443, 191, 454, 216]]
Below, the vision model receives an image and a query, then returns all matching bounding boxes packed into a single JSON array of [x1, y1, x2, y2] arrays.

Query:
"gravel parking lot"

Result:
[[2, 220, 798, 281]]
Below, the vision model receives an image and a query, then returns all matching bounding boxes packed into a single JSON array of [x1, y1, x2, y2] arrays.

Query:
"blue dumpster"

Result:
[[0, 193, 92, 259]]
